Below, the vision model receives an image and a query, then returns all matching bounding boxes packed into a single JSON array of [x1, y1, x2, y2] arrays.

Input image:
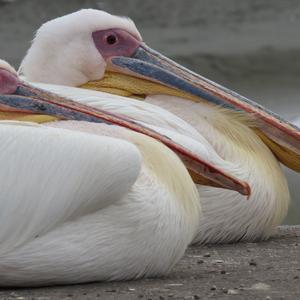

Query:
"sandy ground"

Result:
[[0, 226, 299, 300]]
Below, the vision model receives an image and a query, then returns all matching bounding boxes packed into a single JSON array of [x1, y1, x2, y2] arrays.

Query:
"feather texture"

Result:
[[19, 9, 141, 87], [31, 83, 290, 243], [0, 121, 200, 286], [146, 95, 290, 243]]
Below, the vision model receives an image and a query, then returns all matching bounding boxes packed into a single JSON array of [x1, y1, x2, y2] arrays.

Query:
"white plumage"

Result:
[[145, 95, 289, 243], [19, 9, 291, 245], [0, 120, 201, 286], [30, 81, 289, 244], [19, 9, 141, 86]]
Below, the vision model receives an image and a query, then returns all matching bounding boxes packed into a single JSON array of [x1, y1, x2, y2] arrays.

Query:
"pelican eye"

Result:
[[106, 34, 117, 45]]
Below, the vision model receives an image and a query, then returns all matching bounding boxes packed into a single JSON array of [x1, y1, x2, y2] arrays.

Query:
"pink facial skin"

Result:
[[0, 68, 18, 95], [92, 28, 142, 59]]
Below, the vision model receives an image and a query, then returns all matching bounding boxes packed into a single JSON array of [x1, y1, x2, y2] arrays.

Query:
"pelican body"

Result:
[[0, 61, 248, 286], [0, 121, 199, 286], [18, 9, 300, 244]]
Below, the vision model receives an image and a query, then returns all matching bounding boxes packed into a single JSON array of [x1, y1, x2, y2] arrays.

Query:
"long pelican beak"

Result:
[[82, 43, 300, 172], [0, 70, 250, 196]]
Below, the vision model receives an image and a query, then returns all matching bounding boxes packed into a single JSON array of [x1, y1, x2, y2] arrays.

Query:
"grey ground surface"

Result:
[[0, 226, 299, 300]]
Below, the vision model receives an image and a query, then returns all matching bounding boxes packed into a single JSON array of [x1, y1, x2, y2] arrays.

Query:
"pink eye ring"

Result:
[[92, 28, 142, 59]]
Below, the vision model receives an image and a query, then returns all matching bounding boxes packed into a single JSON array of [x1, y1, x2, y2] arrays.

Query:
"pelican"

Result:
[[18, 9, 300, 244], [0, 60, 248, 286]]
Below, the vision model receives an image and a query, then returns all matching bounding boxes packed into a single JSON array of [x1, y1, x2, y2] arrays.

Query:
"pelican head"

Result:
[[19, 9, 300, 172]]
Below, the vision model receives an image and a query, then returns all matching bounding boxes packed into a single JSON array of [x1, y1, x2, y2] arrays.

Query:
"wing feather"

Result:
[[0, 121, 141, 254], [31, 82, 202, 141]]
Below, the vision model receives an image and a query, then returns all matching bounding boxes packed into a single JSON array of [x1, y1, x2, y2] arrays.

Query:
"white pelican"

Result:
[[0, 60, 248, 286], [19, 9, 300, 244]]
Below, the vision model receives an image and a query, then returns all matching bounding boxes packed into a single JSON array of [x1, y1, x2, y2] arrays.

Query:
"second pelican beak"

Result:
[[81, 43, 300, 172], [0, 71, 250, 196]]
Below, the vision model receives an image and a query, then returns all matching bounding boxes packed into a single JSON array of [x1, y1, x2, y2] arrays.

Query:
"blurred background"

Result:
[[0, 0, 299, 223]]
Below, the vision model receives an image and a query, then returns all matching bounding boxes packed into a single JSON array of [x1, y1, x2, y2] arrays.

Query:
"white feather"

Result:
[[0, 121, 200, 286], [30, 83, 242, 181], [0, 121, 140, 254], [0, 59, 17, 75], [19, 9, 141, 86], [31, 83, 289, 244], [30, 82, 202, 141], [146, 95, 290, 244], [18, 8, 290, 245]]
